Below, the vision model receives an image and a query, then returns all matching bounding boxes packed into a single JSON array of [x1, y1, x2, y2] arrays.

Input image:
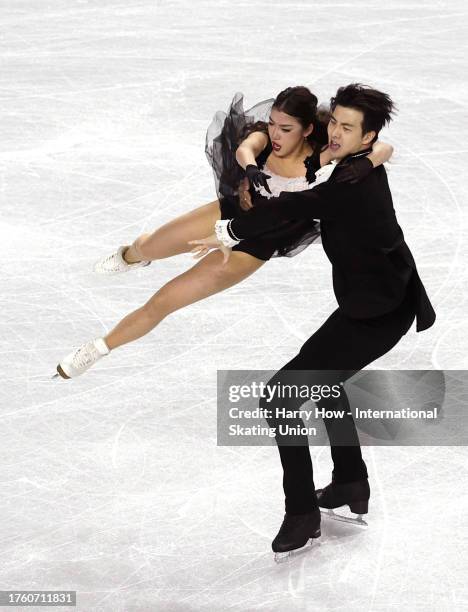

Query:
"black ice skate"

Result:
[[272, 509, 321, 563], [316, 479, 370, 526]]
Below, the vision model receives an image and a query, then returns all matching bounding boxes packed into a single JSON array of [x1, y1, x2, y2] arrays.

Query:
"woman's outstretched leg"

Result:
[[125, 200, 221, 262], [95, 200, 222, 274], [57, 250, 265, 377], [105, 249, 263, 348]]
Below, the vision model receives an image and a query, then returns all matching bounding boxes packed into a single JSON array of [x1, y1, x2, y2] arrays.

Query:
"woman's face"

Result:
[[268, 107, 313, 157]]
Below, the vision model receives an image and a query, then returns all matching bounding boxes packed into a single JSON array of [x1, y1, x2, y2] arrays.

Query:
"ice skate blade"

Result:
[[273, 537, 318, 564], [321, 508, 368, 527]]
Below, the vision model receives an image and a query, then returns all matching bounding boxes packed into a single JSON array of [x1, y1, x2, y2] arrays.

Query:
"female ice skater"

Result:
[[55, 86, 393, 379]]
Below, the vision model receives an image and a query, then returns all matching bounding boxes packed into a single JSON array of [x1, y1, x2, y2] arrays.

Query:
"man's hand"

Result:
[[188, 233, 232, 264], [239, 177, 253, 210]]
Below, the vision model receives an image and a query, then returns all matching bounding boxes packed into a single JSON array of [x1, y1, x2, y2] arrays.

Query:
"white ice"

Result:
[[1, 1, 468, 610]]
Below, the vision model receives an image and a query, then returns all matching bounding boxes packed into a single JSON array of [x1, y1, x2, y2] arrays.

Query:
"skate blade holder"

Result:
[[52, 365, 70, 380], [274, 538, 319, 564], [321, 508, 368, 527], [273, 529, 321, 564]]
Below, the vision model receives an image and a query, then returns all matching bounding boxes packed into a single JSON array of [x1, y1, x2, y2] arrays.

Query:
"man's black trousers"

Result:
[[260, 291, 416, 515]]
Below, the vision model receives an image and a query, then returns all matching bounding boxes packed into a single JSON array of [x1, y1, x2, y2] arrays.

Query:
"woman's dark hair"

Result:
[[241, 86, 329, 147], [330, 83, 395, 142]]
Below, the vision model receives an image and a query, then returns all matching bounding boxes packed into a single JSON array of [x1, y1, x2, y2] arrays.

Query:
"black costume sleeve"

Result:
[[229, 178, 352, 240]]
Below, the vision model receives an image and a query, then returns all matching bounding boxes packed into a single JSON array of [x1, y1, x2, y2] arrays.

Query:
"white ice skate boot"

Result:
[[55, 338, 110, 379], [93, 246, 151, 275]]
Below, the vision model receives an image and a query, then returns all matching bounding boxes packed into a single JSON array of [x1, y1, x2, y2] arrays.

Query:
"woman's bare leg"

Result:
[[104, 250, 265, 350], [123, 200, 221, 263]]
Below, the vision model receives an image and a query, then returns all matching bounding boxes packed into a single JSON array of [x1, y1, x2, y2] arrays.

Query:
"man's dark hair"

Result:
[[330, 83, 396, 142]]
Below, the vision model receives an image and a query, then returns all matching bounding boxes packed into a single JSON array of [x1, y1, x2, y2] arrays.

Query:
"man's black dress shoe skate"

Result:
[[272, 508, 321, 562], [316, 479, 370, 526]]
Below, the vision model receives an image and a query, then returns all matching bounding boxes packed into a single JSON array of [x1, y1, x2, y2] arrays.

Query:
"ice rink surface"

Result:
[[1, 1, 468, 610]]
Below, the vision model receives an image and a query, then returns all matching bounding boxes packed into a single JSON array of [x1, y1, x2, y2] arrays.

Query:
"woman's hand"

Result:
[[334, 156, 374, 184], [245, 164, 272, 194], [188, 234, 232, 264], [239, 177, 253, 210], [334, 141, 394, 184], [369, 141, 394, 167]]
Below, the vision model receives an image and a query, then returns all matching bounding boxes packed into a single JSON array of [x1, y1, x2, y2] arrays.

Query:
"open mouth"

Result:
[[272, 142, 281, 151], [329, 140, 340, 152]]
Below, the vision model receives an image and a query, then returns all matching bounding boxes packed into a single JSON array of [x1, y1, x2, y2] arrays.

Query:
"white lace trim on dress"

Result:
[[256, 161, 337, 199]]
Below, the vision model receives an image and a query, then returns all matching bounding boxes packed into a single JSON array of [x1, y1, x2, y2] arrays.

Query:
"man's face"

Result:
[[327, 105, 376, 160]]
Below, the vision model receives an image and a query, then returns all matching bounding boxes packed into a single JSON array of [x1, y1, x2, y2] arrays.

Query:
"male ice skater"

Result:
[[191, 84, 435, 558]]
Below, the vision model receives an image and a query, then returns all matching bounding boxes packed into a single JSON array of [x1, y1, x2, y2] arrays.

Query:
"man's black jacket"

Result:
[[228, 153, 435, 332]]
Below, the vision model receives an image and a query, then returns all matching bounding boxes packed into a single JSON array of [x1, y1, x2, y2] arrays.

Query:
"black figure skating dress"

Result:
[[205, 93, 325, 261]]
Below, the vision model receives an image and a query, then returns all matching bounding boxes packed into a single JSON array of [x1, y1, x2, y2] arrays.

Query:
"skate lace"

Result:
[[73, 343, 98, 368], [102, 253, 119, 267]]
